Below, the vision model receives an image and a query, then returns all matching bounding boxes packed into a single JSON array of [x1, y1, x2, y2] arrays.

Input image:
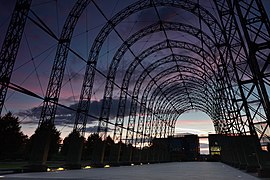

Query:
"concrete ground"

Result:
[[0, 162, 265, 180]]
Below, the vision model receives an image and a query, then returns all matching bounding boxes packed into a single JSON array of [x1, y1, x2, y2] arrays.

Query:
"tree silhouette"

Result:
[[83, 133, 102, 160], [104, 136, 114, 159], [61, 130, 85, 157], [27, 122, 61, 160], [0, 112, 28, 160], [61, 132, 74, 157]]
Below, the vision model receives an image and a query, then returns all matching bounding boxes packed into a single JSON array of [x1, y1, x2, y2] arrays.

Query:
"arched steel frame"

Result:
[[97, 1, 268, 141], [29, 0, 225, 137], [150, 82, 215, 115], [130, 67, 209, 144], [107, 18, 243, 146], [1, 0, 267, 144], [140, 60, 232, 143], [33, 0, 259, 142], [112, 35, 217, 143], [112, 39, 215, 142], [98, 21, 217, 137], [153, 101, 211, 140], [39, 0, 91, 127], [151, 84, 215, 117], [143, 79, 217, 143], [137, 45, 218, 141], [214, 0, 270, 140], [146, 75, 210, 139], [150, 76, 215, 98], [74, 0, 232, 136], [89, 0, 266, 142], [0, 0, 32, 114], [135, 67, 215, 145], [144, 74, 218, 139], [102, 20, 222, 143], [1, 0, 269, 168], [138, 68, 217, 144], [138, 42, 223, 140], [127, 58, 217, 146], [155, 90, 216, 123], [146, 85, 215, 142]]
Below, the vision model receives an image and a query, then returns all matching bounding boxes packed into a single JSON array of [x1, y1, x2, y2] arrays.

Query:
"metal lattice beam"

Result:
[[0, 0, 32, 114], [75, 0, 225, 136]]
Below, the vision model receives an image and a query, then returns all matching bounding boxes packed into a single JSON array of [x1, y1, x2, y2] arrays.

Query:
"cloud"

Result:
[[84, 126, 113, 133], [16, 98, 134, 126], [174, 127, 210, 135]]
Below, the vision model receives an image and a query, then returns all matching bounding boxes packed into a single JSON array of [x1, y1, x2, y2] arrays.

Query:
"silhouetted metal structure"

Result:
[[0, 0, 32, 113], [0, 0, 269, 177]]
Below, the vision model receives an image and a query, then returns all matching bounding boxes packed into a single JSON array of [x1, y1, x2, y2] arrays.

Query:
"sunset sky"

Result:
[[3, 0, 269, 155]]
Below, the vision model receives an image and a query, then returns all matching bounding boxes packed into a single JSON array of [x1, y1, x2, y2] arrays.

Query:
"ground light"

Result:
[[84, 166, 92, 169], [104, 165, 110, 168], [56, 167, 65, 171]]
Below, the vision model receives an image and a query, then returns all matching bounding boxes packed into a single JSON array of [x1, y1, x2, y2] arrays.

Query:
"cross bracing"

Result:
[[0, 0, 269, 170]]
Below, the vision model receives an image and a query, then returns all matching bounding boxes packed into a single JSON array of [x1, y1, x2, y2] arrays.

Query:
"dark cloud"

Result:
[[59, 96, 80, 105], [84, 126, 113, 133], [16, 98, 134, 126], [84, 126, 98, 132]]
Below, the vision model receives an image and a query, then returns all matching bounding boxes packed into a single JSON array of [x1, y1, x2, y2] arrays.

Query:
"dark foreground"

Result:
[[1, 162, 264, 180]]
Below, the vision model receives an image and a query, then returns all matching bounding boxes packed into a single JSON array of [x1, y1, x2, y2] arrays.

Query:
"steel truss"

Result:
[[101, 20, 219, 141], [128, 59, 216, 145], [40, 0, 91, 127], [29, 0, 247, 141], [112, 31, 217, 144], [1, 0, 269, 168], [75, 0, 226, 136], [214, 0, 270, 140], [140, 69, 217, 144], [0, 0, 32, 114]]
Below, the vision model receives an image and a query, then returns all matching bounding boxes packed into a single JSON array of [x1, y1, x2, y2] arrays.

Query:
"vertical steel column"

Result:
[[214, 0, 256, 135], [234, 0, 270, 135], [40, 0, 90, 127], [0, 0, 32, 114], [215, 0, 270, 138]]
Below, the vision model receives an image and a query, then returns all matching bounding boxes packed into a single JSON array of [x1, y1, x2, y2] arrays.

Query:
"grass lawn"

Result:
[[0, 162, 27, 170], [0, 161, 68, 170]]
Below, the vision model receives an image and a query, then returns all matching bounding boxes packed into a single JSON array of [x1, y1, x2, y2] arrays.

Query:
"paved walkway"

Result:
[[1, 162, 264, 180]]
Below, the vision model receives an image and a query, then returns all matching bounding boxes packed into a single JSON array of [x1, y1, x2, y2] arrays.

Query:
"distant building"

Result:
[[208, 134, 222, 161], [152, 134, 200, 161]]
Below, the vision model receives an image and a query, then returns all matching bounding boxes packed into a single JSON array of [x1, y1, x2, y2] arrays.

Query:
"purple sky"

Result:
[[0, 0, 229, 140], [4, 0, 269, 154]]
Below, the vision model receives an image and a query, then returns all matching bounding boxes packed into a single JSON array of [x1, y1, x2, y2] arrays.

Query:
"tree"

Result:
[[83, 133, 102, 160], [61, 132, 74, 157], [61, 130, 85, 157], [0, 112, 28, 160], [104, 136, 115, 160], [27, 122, 61, 161]]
